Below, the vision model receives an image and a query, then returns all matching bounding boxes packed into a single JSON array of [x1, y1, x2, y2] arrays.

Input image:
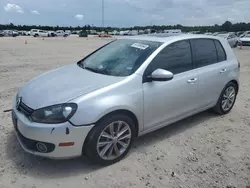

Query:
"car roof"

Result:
[[118, 34, 223, 43]]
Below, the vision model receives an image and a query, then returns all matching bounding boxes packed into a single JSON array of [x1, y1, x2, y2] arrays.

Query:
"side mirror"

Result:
[[147, 69, 174, 82]]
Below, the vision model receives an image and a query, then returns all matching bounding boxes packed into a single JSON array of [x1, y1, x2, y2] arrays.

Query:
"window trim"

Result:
[[142, 39, 193, 83]]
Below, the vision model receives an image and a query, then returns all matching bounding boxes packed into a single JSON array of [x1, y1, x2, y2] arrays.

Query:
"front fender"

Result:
[[68, 75, 143, 131]]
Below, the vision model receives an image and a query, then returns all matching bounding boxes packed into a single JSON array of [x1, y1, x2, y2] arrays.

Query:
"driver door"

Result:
[[143, 40, 200, 131]]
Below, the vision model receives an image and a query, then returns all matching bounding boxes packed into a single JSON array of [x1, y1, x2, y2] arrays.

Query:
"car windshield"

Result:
[[78, 39, 162, 76]]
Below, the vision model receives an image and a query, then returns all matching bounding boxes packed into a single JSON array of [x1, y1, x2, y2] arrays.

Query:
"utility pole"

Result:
[[102, 0, 104, 32]]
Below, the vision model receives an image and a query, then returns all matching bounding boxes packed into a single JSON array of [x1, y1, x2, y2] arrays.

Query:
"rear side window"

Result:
[[214, 40, 226, 62], [145, 40, 192, 75], [191, 39, 217, 68]]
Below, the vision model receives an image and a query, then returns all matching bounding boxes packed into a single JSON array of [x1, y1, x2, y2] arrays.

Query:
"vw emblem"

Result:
[[16, 97, 22, 110]]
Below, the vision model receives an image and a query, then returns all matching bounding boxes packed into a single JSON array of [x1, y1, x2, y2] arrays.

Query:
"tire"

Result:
[[34, 34, 38, 37], [213, 82, 238, 115], [84, 113, 136, 165]]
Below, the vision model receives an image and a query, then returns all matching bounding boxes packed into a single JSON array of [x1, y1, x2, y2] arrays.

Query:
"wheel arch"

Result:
[[97, 109, 139, 137], [229, 79, 239, 94], [82, 109, 139, 156]]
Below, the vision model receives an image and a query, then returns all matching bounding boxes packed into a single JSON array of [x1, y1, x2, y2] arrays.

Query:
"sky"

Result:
[[0, 0, 250, 27]]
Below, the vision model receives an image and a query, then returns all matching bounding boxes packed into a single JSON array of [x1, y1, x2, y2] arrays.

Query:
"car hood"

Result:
[[240, 37, 250, 42], [19, 64, 125, 109]]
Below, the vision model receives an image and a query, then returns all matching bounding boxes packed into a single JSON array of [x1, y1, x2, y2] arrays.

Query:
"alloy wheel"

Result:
[[221, 86, 236, 111], [97, 121, 132, 160]]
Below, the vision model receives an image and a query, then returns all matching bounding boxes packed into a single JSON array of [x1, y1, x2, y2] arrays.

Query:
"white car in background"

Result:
[[239, 31, 250, 38], [30, 29, 49, 37], [217, 33, 239, 48], [239, 34, 250, 46], [55, 30, 69, 37]]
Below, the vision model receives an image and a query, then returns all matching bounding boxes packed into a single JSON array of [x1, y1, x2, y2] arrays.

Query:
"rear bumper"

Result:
[[12, 102, 94, 159]]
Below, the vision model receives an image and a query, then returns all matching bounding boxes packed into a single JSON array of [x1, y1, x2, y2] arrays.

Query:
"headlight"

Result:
[[31, 103, 77, 124]]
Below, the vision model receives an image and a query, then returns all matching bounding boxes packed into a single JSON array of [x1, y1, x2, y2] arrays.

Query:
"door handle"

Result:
[[220, 69, 227, 74], [187, 78, 197, 84]]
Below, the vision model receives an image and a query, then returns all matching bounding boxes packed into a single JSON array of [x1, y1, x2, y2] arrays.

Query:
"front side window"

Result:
[[79, 39, 162, 76], [144, 40, 192, 75], [191, 39, 217, 68]]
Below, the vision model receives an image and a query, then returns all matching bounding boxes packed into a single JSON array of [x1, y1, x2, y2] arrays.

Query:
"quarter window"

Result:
[[145, 40, 192, 75], [191, 39, 217, 68], [214, 40, 226, 62]]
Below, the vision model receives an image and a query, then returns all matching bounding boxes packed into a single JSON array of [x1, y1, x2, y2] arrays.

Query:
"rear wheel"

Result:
[[84, 114, 136, 165], [213, 82, 237, 114]]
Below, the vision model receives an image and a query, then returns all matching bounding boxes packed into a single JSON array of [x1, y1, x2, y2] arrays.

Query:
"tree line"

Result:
[[1, 21, 250, 33]]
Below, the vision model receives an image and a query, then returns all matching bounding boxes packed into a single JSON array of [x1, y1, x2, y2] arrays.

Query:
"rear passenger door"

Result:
[[190, 39, 228, 108]]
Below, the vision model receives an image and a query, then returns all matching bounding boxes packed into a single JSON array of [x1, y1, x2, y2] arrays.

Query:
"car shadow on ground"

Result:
[[5, 110, 217, 179], [133, 110, 217, 150]]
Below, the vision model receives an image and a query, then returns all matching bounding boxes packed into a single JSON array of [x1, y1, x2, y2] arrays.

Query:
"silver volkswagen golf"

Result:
[[12, 34, 239, 165]]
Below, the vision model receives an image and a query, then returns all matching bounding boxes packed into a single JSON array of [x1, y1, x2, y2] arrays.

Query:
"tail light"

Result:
[[238, 60, 241, 69]]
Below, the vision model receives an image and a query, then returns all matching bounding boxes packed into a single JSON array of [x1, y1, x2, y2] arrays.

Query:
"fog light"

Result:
[[36, 142, 48, 153]]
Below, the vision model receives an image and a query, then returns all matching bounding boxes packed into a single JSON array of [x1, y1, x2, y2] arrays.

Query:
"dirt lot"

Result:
[[0, 36, 250, 188]]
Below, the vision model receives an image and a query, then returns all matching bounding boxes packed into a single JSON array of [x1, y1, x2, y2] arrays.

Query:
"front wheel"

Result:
[[213, 82, 238, 114], [84, 114, 136, 165]]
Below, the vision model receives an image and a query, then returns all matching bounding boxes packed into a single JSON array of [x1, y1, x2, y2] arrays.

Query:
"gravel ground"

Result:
[[0, 36, 250, 188]]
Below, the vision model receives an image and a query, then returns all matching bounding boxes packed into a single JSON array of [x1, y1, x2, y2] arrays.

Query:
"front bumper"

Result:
[[12, 102, 94, 159]]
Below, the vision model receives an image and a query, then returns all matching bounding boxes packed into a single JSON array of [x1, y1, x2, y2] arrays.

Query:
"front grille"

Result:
[[17, 101, 34, 117]]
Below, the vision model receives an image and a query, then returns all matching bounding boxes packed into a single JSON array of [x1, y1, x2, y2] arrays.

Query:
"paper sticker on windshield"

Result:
[[131, 43, 149, 50]]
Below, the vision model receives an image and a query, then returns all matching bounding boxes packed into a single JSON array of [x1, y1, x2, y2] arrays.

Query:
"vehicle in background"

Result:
[[79, 30, 88, 37], [30, 29, 38, 36], [12, 30, 19, 37], [0, 31, 4, 37], [18, 31, 29, 36], [2, 30, 19, 37], [111, 30, 118, 35], [65, 30, 71, 35], [239, 31, 250, 38], [217, 33, 239, 48], [47, 31, 56, 37], [119, 30, 130, 35], [239, 34, 250, 46], [138, 30, 144, 35], [18, 31, 23, 35], [164, 29, 182, 34], [31, 29, 49, 37], [130, 30, 138, 36], [12, 34, 239, 165], [236, 31, 244, 37], [54, 30, 69, 37]]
